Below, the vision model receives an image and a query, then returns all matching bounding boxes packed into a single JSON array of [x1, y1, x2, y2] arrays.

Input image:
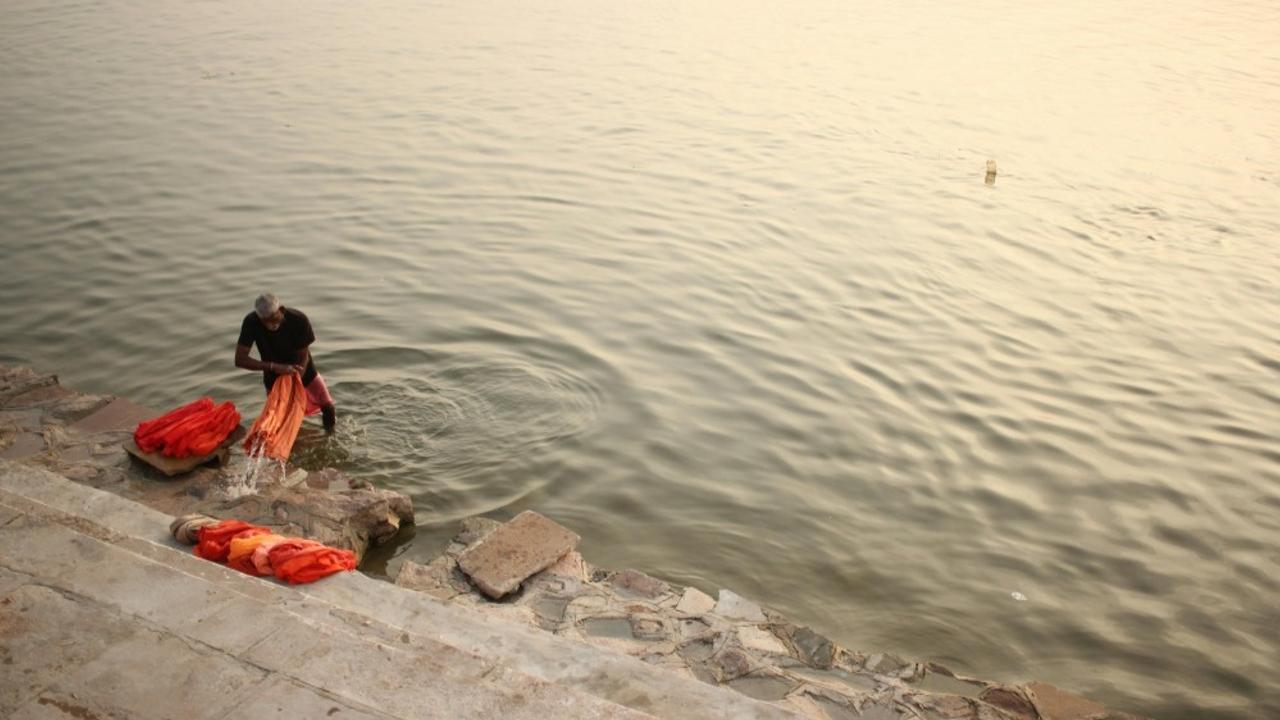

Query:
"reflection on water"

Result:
[[2, 0, 1279, 717]]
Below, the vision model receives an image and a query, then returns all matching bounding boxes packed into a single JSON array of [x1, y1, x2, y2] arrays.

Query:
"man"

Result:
[[235, 293, 337, 432]]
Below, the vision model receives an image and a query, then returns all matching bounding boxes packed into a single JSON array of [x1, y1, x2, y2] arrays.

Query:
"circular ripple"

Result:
[[289, 347, 604, 507]]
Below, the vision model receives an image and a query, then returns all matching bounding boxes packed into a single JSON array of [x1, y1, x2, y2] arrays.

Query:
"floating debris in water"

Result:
[[1011, 591, 1027, 602], [985, 159, 998, 186]]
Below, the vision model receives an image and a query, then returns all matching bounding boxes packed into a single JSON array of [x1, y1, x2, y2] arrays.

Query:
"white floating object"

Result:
[[1011, 591, 1027, 602]]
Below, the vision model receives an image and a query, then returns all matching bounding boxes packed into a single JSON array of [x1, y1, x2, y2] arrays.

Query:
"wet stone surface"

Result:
[[457, 510, 580, 599], [394, 513, 1151, 720], [791, 626, 837, 669], [532, 595, 573, 629], [581, 616, 635, 639], [676, 586, 716, 615], [916, 670, 985, 699], [728, 673, 798, 702]]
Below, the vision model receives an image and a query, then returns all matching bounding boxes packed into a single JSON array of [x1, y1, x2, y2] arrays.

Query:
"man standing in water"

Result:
[[234, 292, 337, 432]]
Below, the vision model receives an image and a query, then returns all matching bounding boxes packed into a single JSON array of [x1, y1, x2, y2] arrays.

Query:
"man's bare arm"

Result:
[[235, 344, 300, 374]]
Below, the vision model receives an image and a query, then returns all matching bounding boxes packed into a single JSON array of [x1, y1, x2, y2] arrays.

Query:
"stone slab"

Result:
[[225, 677, 394, 719], [180, 595, 287, 656], [676, 587, 717, 615], [543, 549, 589, 581], [715, 589, 766, 621], [455, 515, 502, 546], [458, 510, 580, 599], [47, 627, 266, 720], [738, 626, 790, 656], [0, 432, 45, 460], [844, 701, 901, 720], [793, 627, 836, 669], [395, 556, 467, 601], [0, 366, 57, 401], [915, 670, 984, 698], [0, 585, 139, 715], [10, 694, 106, 720], [612, 568, 670, 599], [0, 409, 43, 431], [980, 685, 1038, 718], [864, 652, 912, 677], [68, 397, 155, 434], [0, 465, 171, 543], [46, 394, 113, 423], [0, 565, 32, 596], [243, 615, 643, 720], [122, 425, 244, 477], [1027, 681, 1110, 720], [5, 384, 72, 407]]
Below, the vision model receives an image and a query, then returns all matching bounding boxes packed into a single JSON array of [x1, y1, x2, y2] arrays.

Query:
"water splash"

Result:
[[224, 435, 283, 499]]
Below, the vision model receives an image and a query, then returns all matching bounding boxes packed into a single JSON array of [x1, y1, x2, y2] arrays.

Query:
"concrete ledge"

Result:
[[0, 460, 802, 719]]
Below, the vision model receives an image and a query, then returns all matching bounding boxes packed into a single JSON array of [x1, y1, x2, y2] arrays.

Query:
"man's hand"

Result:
[[270, 362, 303, 375]]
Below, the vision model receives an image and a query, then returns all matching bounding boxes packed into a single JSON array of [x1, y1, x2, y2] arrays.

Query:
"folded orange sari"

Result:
[[271, 544, 358, 584], [227, 533, 285, 575], [190, 519, 357, 584], [193, 520, 270, 562], [135, 398, 240, 458]]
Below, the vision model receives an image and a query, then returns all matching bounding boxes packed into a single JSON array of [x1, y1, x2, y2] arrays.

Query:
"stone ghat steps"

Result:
[[0, 460, 803, 720]]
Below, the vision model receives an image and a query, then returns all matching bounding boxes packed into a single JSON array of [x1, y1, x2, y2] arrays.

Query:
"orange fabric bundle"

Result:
[[252, 539, 288, 575], [272, 545, 358, 584], [193, 520, 269, 562], [135, 397, 241, 458], [227, 533, 284, 575], [243, 373, 307, 461], [190, 518, 357, 584], [265, 538, 324, 568]]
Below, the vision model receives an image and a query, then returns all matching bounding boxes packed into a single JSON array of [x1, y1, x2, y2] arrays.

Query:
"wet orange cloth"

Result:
[[194, 521, 269, 562], [251, 538, 288, 575], [227, 533, 285, 575], [243, 373, 307, 461], [272, 545, 358, 584], [191, 519, 357, 584], [135, 397, 241, 458]]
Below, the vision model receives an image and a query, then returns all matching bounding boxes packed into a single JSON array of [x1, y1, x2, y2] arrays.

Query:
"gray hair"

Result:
[[254, 293, 281, 318]]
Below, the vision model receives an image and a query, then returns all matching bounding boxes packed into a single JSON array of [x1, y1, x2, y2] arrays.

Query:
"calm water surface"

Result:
[[2, 1, 1278, 716]]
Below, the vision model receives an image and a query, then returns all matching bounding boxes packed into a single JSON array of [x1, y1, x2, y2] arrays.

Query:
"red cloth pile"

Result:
[[243, 374, 306, 461], [193, 519, 357, 584], [134, 397, 240, 458]]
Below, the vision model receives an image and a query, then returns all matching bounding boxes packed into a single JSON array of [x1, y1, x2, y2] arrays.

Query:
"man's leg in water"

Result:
[[305, 374, 337, 433]]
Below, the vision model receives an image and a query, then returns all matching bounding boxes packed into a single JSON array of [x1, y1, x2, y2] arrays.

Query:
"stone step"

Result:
[[0, 487, 648, 720], [0, 460, 803, 719]]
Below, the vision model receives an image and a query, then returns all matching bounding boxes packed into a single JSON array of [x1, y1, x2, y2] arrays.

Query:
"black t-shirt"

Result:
[[238, 307, 318, 389]]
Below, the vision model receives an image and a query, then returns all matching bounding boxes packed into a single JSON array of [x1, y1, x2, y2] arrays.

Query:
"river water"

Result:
[[2, 0, 1277, 716]]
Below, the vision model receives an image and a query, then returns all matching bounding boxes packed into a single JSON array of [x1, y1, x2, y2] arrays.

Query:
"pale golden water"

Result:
[[2, 0, 1278, 716]]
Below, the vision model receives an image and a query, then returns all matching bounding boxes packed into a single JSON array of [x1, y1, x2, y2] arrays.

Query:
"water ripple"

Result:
[[2, 0, 1280, 716]]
